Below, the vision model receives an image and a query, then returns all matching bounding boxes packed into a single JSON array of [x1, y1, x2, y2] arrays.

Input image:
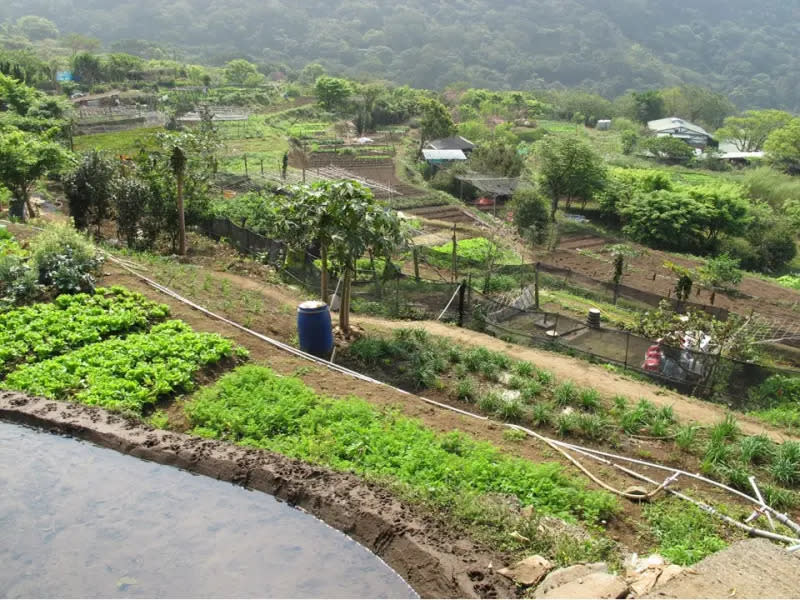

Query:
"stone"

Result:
[[534, 563, 609, 597], [656, 564, 683, 586], [535, 572, 629, 599], [498, 555, 553, 586], [629, 570, 661, 596]]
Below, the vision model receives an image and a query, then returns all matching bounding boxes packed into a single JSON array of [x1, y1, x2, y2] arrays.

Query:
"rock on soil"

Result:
[[645, 539, 800, 599], [533, 563, 628, 599], [536, 572, 628, 599], [498, 555, 553, 586]]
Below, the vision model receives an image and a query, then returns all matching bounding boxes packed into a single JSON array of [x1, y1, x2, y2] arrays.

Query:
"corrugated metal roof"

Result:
[[456, 175, 520, 196], [422, 149, 467, 160], [427, 136, 476, 151], [647, 117, 710, 138]]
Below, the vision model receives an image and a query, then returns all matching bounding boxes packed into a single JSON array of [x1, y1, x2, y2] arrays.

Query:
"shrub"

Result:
[[577, 387, 601, 411], [576, 413, 609, 440], [536, 368, 555, 386], [0, 254, 40, 308], [513, 361, 535, 377], [703, 438, 733, 470], [761, 484, 799, 511], [710, 414, 740, 442], [499, 399, 524, 422], [770, 442, 800, 485], [456, 377, 477, 402], [481, 361, 501, 382], [556, 411, 580, 437], [478, 391, 503, 414], [619, 399, 658, 434], [508, 374, 527, 390], [674, 425, 700, 452], [531, 402, 554, 427], [29, 225, 104, 294], [521, 380, 544, 402], [649, 417, 672, 438]]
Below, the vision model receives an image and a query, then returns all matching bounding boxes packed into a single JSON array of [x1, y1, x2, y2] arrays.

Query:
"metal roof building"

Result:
[[422, 149, 467, 162], [425, 135, 476, 153], [647, 117, 713, 147]]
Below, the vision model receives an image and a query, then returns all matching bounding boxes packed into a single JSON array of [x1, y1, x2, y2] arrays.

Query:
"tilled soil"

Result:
[[546, 235, 800, 328], [0, 392, 515, 600]]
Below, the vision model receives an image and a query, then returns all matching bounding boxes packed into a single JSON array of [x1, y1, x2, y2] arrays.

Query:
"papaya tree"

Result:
[[278, 180, 403, 333]]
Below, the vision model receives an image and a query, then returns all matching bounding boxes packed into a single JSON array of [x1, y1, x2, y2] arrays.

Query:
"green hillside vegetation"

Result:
[[2, 1, 800, 112]]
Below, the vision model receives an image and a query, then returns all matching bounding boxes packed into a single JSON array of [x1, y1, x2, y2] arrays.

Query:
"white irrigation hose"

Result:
[[553, 441, 800, 544], [437, 284, 462, 321], [7, 220, 798, 546], [547, 438, 800, 536]]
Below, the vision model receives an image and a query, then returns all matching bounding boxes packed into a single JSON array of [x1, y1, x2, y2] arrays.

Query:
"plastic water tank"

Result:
[[297, 300, 334, 358]]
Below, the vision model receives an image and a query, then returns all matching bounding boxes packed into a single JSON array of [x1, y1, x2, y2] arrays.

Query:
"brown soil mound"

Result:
[[0, 391, 515, 599], [645, 538, 800, 599]]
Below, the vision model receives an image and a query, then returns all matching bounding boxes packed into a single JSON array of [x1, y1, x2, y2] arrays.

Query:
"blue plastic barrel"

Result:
[[297, 301, 334, 358]]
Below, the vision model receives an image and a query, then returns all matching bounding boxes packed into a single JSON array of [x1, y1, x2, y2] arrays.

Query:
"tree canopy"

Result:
[[536, 135, 605, 218]]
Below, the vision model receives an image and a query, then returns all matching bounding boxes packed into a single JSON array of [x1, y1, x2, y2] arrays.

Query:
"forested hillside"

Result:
[[1, 0, 799, 110]]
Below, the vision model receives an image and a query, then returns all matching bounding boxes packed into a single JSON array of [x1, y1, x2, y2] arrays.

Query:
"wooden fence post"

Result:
[[451, 224, 458, 284], [243, 155, 248, 177], [534, 262, 540, 310]]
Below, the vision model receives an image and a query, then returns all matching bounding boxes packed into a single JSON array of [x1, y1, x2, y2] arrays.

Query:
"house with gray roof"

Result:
[[425, 135, 476, 155], [647, 117, 713, 148]]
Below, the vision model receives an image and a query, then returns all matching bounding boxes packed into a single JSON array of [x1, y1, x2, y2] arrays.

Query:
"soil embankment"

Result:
[[0, 391, 515, 599], [645, 538, 800, 598]]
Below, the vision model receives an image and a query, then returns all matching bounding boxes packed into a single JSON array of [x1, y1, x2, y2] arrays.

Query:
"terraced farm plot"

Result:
[[0, 287, 169, 375], [2, 320, 247, 414]]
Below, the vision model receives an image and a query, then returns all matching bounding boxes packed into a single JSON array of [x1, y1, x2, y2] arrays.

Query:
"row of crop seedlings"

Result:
[[0, 286, 247, 414]]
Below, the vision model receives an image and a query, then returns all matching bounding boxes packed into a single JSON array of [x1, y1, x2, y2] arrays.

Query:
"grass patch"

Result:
[[73, 127, 163, 154], [643, 498, 727, 565]]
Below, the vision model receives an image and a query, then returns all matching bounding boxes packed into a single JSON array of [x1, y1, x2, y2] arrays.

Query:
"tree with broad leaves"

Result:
[[536, 135, 606, 219], [418, 97, 456, 154], [697, 253, 742, 305], [715, 110, 793, 152], [764, 118, 800, 175], [0, 127, 69, 221], [63, 150, 117, 233], [277, 180, 403, 333]]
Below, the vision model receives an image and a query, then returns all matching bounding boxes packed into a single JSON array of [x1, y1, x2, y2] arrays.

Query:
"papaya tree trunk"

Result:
[[320, 241, 329, 305], [177, 170, 186, 255], [339, 267, 352, 333]]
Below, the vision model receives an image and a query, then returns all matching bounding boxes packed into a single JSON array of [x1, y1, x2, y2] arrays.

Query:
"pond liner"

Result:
[[0, 392, 515, 600]]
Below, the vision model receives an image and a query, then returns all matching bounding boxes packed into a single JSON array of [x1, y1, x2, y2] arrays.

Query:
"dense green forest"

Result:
[[1, 1, 799, 111]]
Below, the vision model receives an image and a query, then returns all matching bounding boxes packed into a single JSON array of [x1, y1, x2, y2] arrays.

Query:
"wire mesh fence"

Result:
[[198, 217, 798, 408]]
